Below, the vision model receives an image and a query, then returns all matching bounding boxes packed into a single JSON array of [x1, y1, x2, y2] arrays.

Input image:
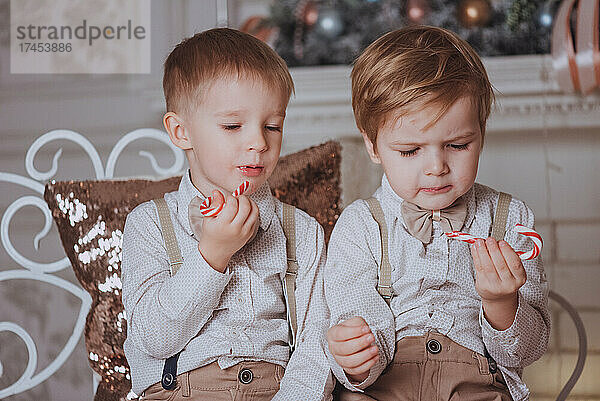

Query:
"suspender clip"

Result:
[[286, 259, 298, 276], [377, 284, 393, 299]]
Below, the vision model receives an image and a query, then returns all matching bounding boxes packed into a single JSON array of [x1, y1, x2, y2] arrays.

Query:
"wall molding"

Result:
[[147, 54, 600, 138], [2, 55, 599, 157], [282, 55, 600, 136]]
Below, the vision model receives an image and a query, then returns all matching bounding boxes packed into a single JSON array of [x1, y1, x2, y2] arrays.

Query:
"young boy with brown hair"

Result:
[[324, 26, 550, 401], [121, 28, 333, 400]]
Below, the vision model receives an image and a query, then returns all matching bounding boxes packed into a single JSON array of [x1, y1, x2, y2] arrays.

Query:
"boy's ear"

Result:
[[361, 131, 381, 164], [163, 112, 192, 150]]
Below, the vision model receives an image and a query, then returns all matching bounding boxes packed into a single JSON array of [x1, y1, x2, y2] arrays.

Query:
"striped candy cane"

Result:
[[445, 223, 543, 261], [232, 181, 250, 197], [199, 181, 250, 217]]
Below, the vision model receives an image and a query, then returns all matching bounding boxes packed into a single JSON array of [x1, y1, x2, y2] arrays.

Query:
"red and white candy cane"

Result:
[[199, 181, 250, 217], [445, 223, 543, 261], [232, 181, 250, 197]]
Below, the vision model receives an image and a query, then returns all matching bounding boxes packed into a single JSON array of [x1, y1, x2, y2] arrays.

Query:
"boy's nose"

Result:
[[248, 130, 268, 152], [424, 154, 449, 176]]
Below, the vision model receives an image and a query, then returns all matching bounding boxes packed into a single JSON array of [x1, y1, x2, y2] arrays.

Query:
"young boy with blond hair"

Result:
[[325, 26, 550, 401], [121, 28, 333, 400]]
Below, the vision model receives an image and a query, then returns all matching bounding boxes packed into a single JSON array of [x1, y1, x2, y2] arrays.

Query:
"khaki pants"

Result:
[[141, 361, 285, 401], [337, 332, 512, 401]]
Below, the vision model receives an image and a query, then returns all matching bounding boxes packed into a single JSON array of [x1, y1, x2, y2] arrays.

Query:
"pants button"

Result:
[[238, 368, 253, 384], [426, 339, 442, 354]]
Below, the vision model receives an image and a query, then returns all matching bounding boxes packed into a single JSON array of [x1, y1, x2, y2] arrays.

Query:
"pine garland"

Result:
[[507, 0, 543, 31], [268, 0, 551, 66]]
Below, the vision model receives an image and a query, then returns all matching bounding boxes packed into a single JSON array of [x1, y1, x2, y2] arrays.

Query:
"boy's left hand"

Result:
[[471, 238, 527, 329]]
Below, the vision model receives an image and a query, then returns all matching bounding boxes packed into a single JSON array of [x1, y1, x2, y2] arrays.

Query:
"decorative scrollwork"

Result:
[[0, 271, 92, 398], [1, 129, 184, 397], [1, 195, 70, 273], [106, 128, 185, 178], [25, 130, 105, 181]]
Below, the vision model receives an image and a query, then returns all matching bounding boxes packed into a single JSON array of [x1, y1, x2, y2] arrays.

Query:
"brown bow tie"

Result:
[[188, 196, 207, 238], [400, 198, 467, 243]]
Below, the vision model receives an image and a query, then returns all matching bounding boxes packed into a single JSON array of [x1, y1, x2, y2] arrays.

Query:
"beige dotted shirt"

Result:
[[121, 171, 334, 399], [324, 175, 550, 401]]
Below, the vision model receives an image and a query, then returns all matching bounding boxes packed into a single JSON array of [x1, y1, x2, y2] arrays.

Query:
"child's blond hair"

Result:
[[351, 26, 494, 145], [163, 28, 294, 115]]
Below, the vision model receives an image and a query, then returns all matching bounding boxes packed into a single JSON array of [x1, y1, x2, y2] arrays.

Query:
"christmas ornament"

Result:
[[457, 0, 492, 28], [407, 0, 430, 23], [303, 1, 319, 26], [552, 0, 600, 93], [575, 0, 600, 93], [537, 0, 557, 28], [315, 7, 344, 38], [293, 0, 317, 60], [239, 16, 277, 44]]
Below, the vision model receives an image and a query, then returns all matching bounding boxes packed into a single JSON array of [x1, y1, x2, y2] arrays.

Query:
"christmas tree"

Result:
[[268, 0, 556, 67]]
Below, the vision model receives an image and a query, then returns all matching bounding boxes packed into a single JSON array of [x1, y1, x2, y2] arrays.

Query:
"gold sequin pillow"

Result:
[[43, 141, 341, 401]]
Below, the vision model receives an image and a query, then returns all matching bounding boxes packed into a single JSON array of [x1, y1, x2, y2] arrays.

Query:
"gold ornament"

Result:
[[457, 0, 492, 28], [407, 0, 430, 23]]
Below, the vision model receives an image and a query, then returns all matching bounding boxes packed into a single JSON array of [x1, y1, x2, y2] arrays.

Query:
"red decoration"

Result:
[[293, 0, 319, 60], [303, 1, 319, 26], [457, 0, 492, 28], [552, 0, 600, 94], [407, 0, 429, 23], [239, 16, 277, 44]]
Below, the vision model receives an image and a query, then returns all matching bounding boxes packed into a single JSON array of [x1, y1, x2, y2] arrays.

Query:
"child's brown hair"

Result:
[[163, 28, 294, 115], [351, 26, 494, 145]]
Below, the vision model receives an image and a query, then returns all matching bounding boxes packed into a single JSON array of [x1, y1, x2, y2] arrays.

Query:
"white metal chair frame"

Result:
[[0, 130, 587, 400]]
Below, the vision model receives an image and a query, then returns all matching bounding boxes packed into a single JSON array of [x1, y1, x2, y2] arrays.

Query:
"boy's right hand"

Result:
[[197, 190, 259, 273], [326, 316, 379, 384]]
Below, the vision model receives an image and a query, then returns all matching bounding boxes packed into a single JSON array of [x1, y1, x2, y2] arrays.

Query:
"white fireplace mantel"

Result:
[[140, 54, 600, 150], [281, 55, 600, 146], [1, 54, 598, 159]]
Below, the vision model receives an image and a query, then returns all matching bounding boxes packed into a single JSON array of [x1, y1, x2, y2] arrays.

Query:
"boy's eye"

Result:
[[265, 125, 282, 132], [222, 124, 241, 131], [398, 148, 418, 157], [449, 143, 470, 150]]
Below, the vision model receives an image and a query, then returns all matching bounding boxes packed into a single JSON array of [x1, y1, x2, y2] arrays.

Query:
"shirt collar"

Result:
[[379, 173, 476, 230], [176, 170, 275, 236]]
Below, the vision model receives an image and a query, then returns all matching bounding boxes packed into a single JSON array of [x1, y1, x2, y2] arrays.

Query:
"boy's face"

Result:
[[174, 76, 288, 196], [363, 96, 482, 210]]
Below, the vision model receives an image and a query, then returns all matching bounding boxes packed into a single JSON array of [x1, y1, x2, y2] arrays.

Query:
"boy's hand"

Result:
[[197, 190, 259, 273], [326, 316, 379, 384], [471, 237, 527, 330]]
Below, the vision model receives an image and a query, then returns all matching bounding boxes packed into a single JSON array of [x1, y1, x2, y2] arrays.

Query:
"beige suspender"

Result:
[[491, 192, 512, 241], [282, 203, 299, 352], [365, 198, 393, 305], [153, 198, 184, 275], [152, 197, 298, 351]]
